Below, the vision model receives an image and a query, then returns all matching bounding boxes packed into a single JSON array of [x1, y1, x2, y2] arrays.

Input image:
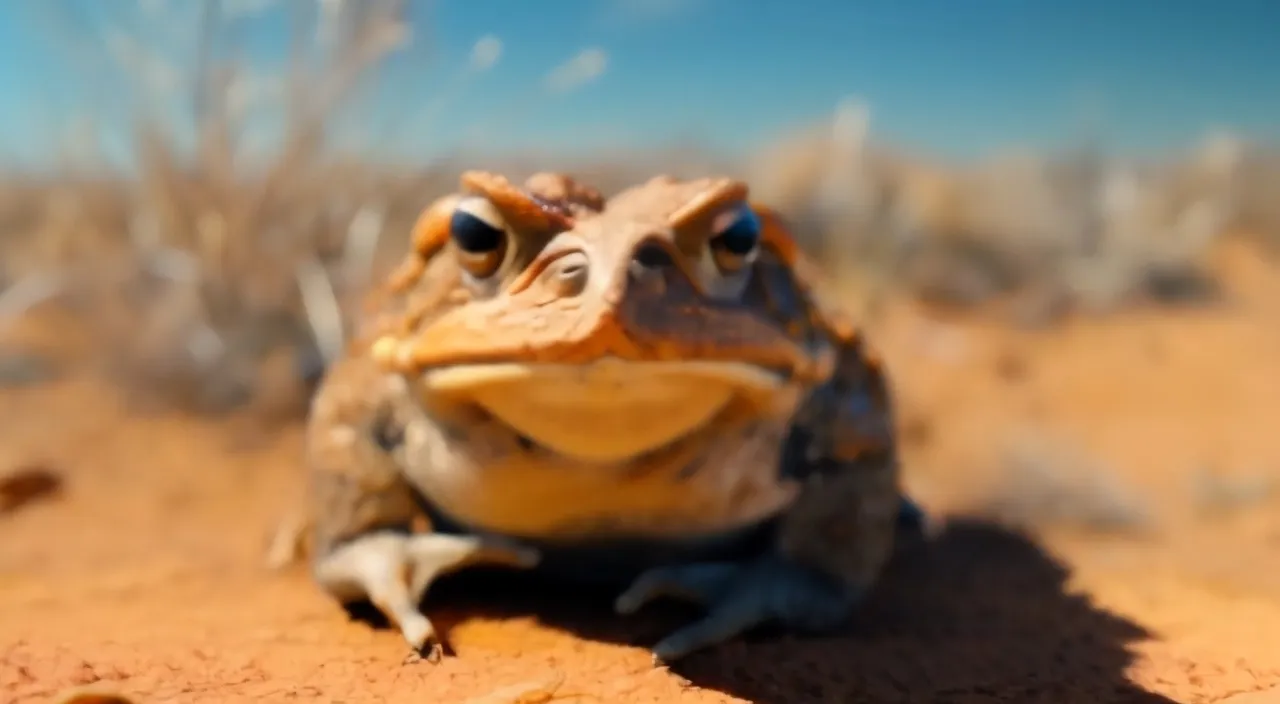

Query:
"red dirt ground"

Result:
[[3, 240, 1280, 704]]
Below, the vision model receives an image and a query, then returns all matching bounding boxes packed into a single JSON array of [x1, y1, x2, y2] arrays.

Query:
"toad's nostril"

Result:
[[548, 251, 590, 297], [559, 261, 586, 279], [631, 242, 674, 270]]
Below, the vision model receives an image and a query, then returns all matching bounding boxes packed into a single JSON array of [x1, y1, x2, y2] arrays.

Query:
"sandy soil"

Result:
[[3, 241, 1280, 704]]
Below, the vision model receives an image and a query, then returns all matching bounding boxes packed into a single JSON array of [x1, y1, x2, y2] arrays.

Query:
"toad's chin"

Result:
[[421, 358, 786, 464]]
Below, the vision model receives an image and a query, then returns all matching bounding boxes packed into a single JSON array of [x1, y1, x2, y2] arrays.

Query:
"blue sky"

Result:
[[2, 0, 1278, 168]]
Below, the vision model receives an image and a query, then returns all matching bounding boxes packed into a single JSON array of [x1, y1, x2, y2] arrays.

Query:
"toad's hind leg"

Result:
[[615, 334, 917, 663], [615, 553, 861, 663], [615, 458, 900, 663]]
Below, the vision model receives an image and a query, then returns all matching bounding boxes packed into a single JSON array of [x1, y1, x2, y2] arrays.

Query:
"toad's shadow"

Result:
[[350, 518, 1173, 703]]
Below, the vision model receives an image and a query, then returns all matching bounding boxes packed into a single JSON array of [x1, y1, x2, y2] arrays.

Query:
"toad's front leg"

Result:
[[305, 356, 539, 660], [315, 530, 538, 659]]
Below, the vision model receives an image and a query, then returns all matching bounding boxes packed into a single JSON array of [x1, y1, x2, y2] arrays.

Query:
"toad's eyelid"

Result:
[[455, 195, 507, 230], [711, 203, 753, 235]]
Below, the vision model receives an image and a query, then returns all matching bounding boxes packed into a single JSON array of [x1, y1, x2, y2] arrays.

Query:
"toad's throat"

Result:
[[422, 359, 785, 464]]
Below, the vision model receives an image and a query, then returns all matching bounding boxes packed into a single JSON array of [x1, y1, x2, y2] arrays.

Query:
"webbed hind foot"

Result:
[[614, 554, 859, 663]]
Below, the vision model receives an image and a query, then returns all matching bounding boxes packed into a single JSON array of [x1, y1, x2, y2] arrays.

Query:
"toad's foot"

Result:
[[896, 494, 934, 549], [315, 532, 540, 661], [614, 555, 859, 663]]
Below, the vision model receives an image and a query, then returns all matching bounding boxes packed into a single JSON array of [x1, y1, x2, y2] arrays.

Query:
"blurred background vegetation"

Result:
[[0, 0, 1276, 419]]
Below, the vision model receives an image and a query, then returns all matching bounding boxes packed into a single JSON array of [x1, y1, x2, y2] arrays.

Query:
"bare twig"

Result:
[[295, 255, 345, 367], [341, 203, 386, 291]]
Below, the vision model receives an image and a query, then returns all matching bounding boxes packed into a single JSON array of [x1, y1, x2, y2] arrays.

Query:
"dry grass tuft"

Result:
[[974, 431, 1153, 536]]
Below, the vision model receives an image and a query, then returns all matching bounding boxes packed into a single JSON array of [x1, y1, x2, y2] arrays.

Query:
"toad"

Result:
[[303, 170, 928, 663]]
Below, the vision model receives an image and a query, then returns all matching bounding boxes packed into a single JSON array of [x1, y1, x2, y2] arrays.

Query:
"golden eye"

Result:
[[707, 203, 762, 274], [450, 196, 510, 279]]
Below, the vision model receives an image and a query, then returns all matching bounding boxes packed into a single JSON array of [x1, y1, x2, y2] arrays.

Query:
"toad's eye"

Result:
[[450, 196, 510, 279], [707, 203, 761, 274]]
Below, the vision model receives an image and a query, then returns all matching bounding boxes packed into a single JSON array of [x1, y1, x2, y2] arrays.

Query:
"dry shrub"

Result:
[[1228, 145, 1280, 247], [744, 99, 913, 318], [1, 0, 438, 415], [748, 104, 1271, 326]]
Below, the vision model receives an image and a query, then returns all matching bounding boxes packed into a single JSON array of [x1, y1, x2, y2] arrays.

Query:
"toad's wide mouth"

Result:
[[423, 358, 786, 464]]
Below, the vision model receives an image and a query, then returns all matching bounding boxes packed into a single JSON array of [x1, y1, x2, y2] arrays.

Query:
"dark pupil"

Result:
[[711, 209, 760, 256], [450, 211, 504, 253]]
